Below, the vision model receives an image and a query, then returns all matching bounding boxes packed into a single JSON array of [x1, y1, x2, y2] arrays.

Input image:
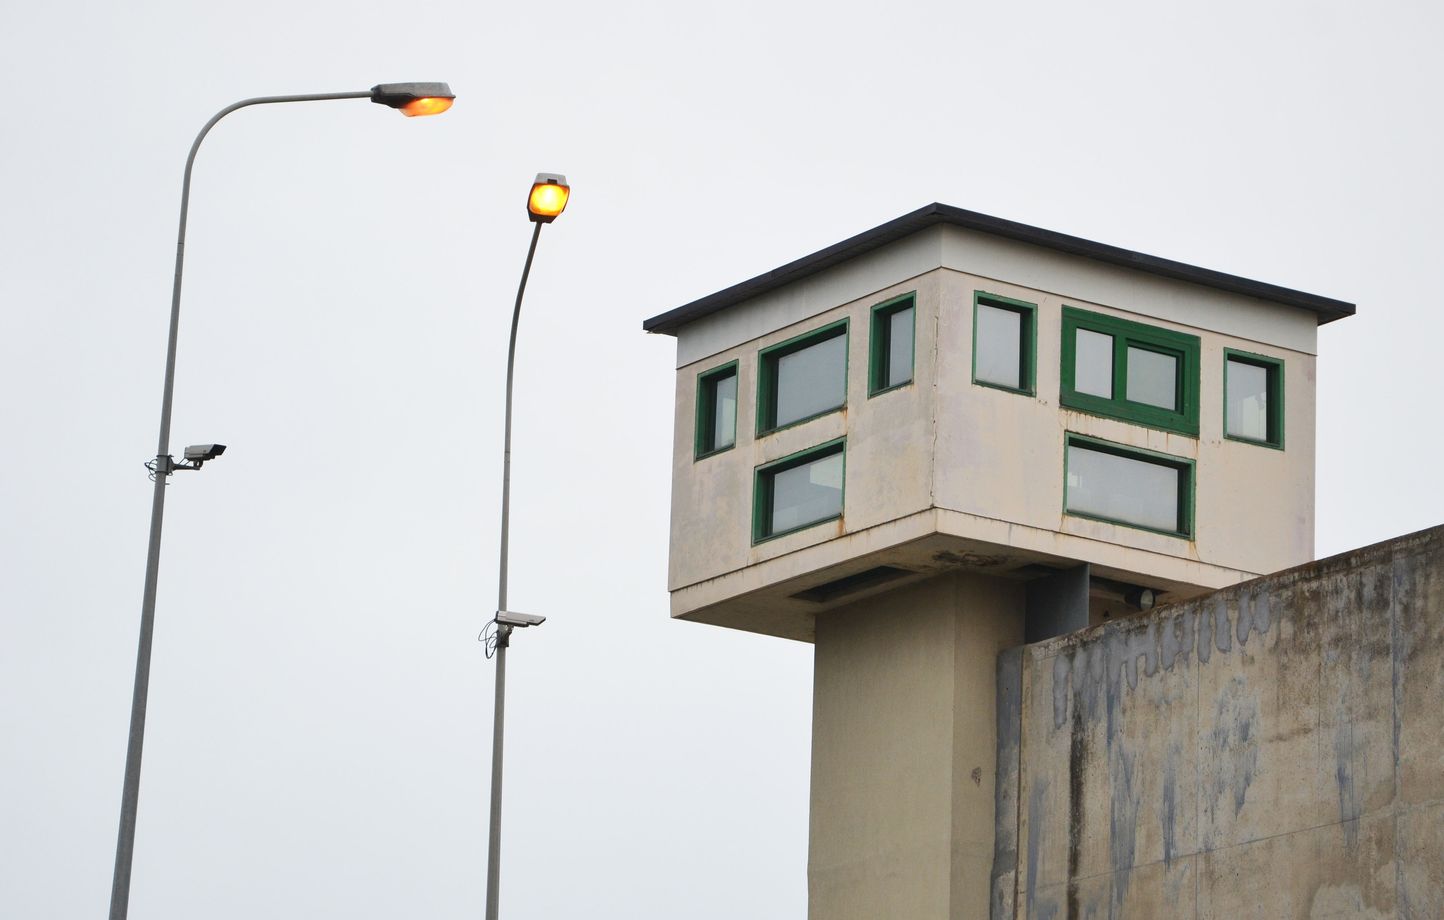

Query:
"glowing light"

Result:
[[400, 96, 454, 117], [528, 178, 569, 222]]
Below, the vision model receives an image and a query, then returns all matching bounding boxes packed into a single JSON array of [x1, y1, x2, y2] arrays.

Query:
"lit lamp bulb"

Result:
[[369, 82, 455, 117], [400, 96, 454, 117], [527, 173, 569, 223]]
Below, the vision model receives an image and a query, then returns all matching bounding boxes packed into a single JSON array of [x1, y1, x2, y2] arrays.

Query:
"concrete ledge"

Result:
[[670, 509, 1261, 642]]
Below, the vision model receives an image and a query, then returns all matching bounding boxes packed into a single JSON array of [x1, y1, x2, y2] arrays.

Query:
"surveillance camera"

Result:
[[183, 444, 227, 463], [495, 610, 546, 628]]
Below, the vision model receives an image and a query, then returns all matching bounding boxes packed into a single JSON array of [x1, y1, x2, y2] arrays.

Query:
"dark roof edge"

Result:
[[642, 203, 1355, 335]]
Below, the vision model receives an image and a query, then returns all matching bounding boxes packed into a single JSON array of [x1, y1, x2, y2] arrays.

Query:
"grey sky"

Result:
[[2, 1, 1441, 917]]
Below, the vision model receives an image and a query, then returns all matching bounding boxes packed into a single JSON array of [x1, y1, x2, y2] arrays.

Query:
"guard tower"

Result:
[[643, 204, 1353, 919]]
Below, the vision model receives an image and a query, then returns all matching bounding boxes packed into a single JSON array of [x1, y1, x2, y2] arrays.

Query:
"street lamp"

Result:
[[484, 172, 570, 920], [110, 82, 453, 920]]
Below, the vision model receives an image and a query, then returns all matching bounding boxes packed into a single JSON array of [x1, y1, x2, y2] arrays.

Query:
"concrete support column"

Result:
[[808, 572, 1025, 920]]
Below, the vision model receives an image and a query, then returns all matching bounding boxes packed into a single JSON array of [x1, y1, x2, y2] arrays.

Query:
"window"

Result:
[[1065, 435, 1193, 538], [972, 292, 1036, 394], [869, 293, 915, 395], [757, 319, 848, 434], [1224, 350, 1284, 449], [753, 439, 846, 542], [1061, 308, 1200, 436], [694, 361, 738, 458]]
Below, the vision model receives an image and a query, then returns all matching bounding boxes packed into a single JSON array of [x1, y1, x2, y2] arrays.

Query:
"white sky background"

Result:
[[2, 1, 1441, 917]]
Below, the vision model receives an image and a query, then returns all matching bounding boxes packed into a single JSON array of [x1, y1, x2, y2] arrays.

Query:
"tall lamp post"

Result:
[[110, 82, 455, 920], [485, 173, 570, 920]]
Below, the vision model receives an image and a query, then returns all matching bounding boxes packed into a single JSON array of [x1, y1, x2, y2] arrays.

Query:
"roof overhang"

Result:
[[643, 203, 1355, 335]]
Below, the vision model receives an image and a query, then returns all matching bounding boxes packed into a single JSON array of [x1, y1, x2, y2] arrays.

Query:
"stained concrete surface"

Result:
[[996, 525, 1444, 919]]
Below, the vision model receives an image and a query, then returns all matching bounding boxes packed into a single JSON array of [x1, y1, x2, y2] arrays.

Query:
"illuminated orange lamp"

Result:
[[527, 173, 570, 223], [400, 96, 454, 117], [370, 82, 455, 117]]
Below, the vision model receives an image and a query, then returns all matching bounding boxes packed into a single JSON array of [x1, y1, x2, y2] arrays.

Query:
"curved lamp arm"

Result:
[[156, 91, 370, 459]]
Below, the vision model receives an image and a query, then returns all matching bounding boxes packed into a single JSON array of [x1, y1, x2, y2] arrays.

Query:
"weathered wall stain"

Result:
[[1025, 776, 1050, 920], [1005, 526, 1444, 918], [1235, 582, 1272, 647], [1210, 594, 1231, 658], [1160, 746, 1178, 868], [1106, 733, 1138, 919], [1158, 609, 1195, 672], [1334, 717, 1359, 849], [993, 649, 1024, 920], [1066, 702, 1084, 920], [1203, 675, 1259, 850], [1051, 620, 1164, 732]]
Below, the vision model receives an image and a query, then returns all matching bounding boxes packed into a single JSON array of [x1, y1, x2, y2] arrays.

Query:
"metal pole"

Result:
[[485, 627, 509, 917], [109, 90, 370, 920], [485, 219, 545, 920]]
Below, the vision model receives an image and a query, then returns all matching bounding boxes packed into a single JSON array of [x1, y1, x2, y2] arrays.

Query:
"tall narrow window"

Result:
[[869, 293, 915, 395], [1061, 307, 1200, 436], [1065, 435, 1193, 537], [695, 361, 738, 458], [753, 439, 846, 542], [1224, 350, 1284, 448], [972, 292, 1036, 394], [758, 320, 848, 433]]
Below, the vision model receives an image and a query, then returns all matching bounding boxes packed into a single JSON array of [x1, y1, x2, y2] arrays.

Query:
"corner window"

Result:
[[753, 439, 846, 542], [1065, 435, 1193, 538], [694, 361, 738, 458], [1061, 307, 1200, 436], [757, 320, 848, 434], [1224, 350, 1284, 449], [972, 292, 1036, 394], [869, 293, 915, 395]]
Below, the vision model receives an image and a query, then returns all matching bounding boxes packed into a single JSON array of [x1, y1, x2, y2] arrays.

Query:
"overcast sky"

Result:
[[3, 1, 1442, 918]]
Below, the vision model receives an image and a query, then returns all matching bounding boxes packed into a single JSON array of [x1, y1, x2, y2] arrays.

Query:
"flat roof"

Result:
[[642, 203, 1355, 335]]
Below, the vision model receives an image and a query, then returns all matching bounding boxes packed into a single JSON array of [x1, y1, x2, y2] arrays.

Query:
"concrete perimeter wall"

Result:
[[995, 525, 1444, 919]]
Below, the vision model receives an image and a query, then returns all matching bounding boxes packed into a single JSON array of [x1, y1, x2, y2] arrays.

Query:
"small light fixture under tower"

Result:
[[1124, 586, 1157, 612]]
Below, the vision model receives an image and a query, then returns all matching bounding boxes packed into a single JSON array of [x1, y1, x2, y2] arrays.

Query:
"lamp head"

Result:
[[527, 173, 569, 223], [370, 82, 455, 117]]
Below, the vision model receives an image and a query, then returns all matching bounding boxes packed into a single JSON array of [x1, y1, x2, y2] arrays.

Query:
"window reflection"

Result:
[[1067, 442, 1185, 534], [1126, 347, 1177, 410], [774, 332, 847, 428], [1227, 359, 1269, 441], [976, 304, 1023, 388], [1074, 329, 1113, 398], [770, 451, 844, 535]]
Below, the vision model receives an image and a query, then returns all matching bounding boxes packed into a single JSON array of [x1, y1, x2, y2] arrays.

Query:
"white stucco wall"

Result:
[[668, 274, 939, 593], [672, 229, 946, 368], [663, 229, 1324, 633], [933, 269, 1316, 578], [670, 225, 1320, 369]]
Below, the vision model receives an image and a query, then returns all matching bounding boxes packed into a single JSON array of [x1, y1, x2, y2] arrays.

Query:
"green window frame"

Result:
[[694, 360, 739, 459], [1061, 307, 1200, 436], [971, 291, 1037, 395], [1224, 349, 1285, 450], [752, 438, 847, 544], [1063, 433, 1195, 539], [756, 318, 849, 435], [868, 292, 916, 396]]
